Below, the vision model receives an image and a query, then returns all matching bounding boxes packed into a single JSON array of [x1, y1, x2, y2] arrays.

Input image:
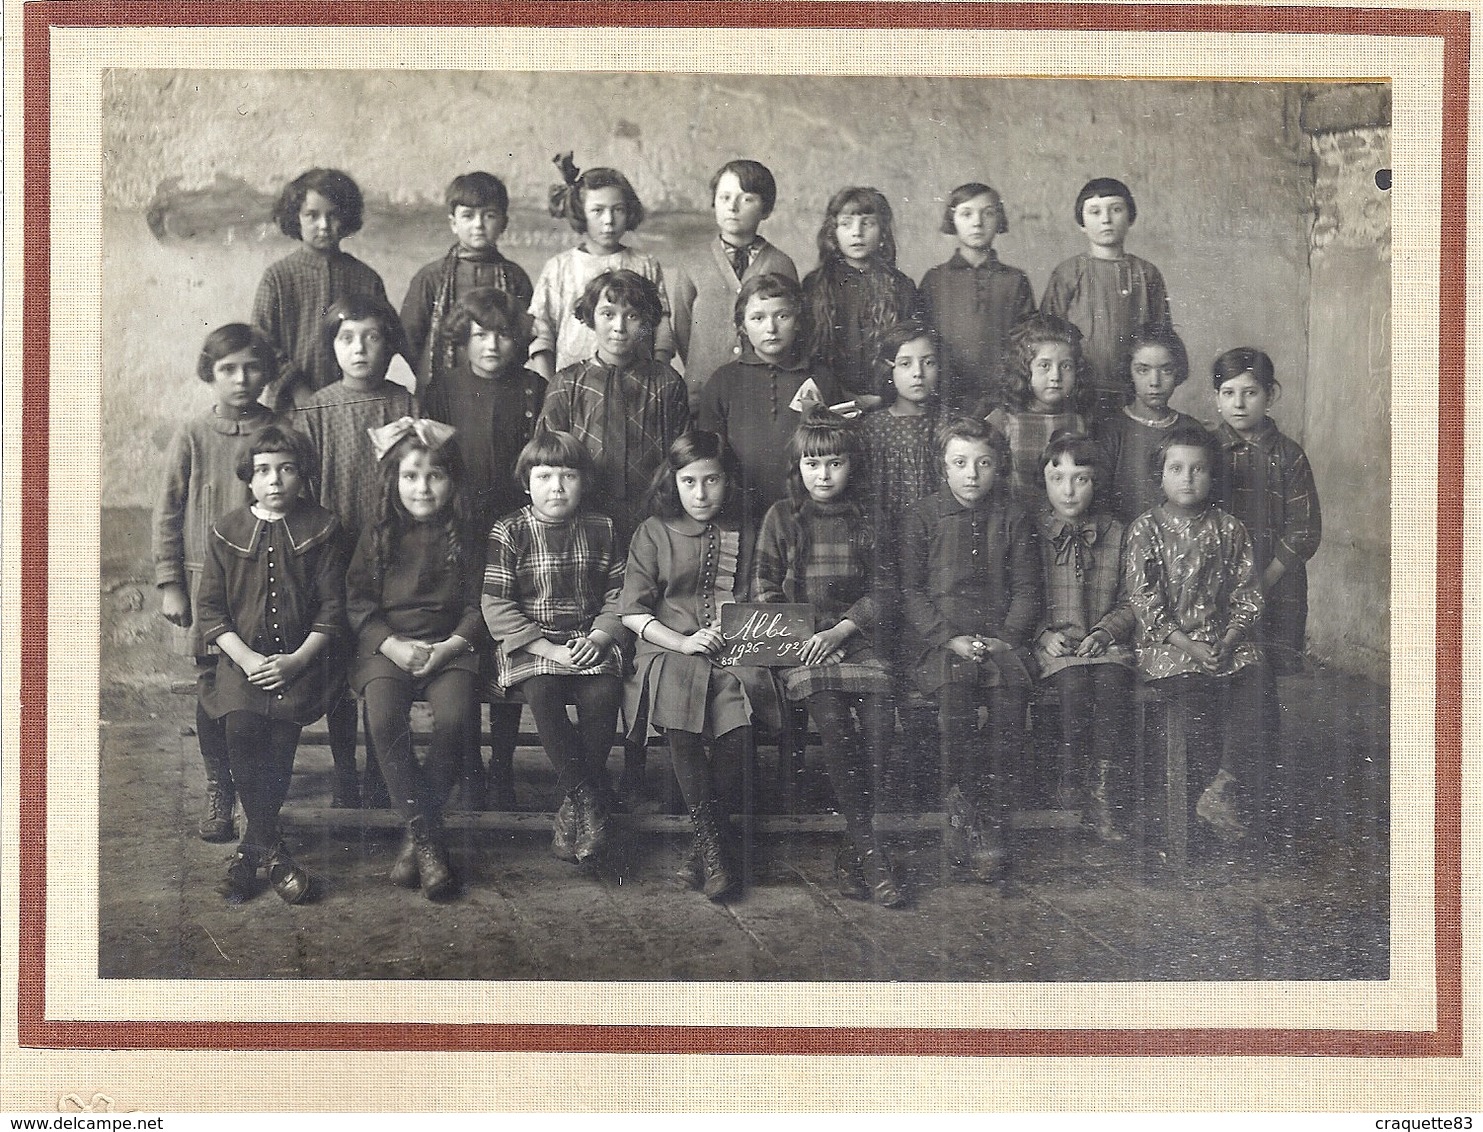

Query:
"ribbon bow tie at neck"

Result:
[[1051, 520, 1099, 576], [367, 417, 458, 461]]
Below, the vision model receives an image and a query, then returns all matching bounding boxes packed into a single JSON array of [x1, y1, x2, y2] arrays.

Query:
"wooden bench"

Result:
[[169, 679, 1176, 846]]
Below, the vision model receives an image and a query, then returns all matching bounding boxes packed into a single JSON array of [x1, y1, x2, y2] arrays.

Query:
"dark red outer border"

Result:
[[18, 0, 1465, 1058]]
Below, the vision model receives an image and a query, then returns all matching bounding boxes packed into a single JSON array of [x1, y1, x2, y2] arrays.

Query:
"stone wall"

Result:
[[1301, 93, 1391, 681], [99, 70, 1391, 678]]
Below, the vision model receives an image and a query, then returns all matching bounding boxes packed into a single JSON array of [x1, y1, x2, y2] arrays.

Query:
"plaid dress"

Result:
[[1214, 418, 1321, 675], [987, 406, 1089, 508], [752, 499, 891, 701], [252, 245, 390, 409], [299, 380, 417, 551], [480, 506, 627, 695], [539, 355, 690, 544], [1033, 508, 1136, 678]]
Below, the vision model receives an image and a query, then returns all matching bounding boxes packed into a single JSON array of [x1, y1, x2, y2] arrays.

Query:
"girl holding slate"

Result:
[[620, 431, 778, 901]]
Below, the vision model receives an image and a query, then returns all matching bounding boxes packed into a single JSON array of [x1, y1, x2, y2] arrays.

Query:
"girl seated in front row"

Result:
[[1124, 425, 1265, 842], [346, 419, 483, 901], [196, 425, 346, 904], [899, 417, 1041, 882], [1033, 432, 1136, 842], [753, 407, 905, 908], [481, 428, 629, 865], [621, 431, 780, 902]]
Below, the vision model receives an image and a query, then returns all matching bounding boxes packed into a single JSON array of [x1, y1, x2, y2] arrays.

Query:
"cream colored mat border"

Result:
[[4, 12, 1476, 1113]]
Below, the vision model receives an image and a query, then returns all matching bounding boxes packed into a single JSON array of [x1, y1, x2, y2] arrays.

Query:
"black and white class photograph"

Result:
[[96, 66, 1392, 987]]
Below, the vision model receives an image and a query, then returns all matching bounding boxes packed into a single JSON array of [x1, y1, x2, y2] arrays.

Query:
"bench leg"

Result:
[[776, 700, 808, 814], [1163, 699, 1188, 867], [485, 702, 522, 810]]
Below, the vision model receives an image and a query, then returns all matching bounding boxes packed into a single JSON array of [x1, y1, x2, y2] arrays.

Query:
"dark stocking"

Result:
[[486, 702, 522, 803], [363, 670, 477, 823], [666, 730, 713, 810], [805, 691, 874, 843], [196, 700, 231, 788], [521, 674, 623, 796], [223, 711, 301, 857]]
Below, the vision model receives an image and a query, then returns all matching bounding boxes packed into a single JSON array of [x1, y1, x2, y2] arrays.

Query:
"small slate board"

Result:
[[717, 603, 813, 668]]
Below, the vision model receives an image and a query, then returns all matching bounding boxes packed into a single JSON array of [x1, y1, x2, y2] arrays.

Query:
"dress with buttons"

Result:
[[196, 501, 348, 724], [619, 514, 781, 739]]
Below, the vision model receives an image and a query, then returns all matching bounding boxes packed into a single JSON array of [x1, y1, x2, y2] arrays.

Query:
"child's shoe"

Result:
[[572, 781, 611, 862], [834, 845, 871, 901], [551, 795, 580, 862], [674, 838, 703, 890], [690, 800, 738, 901], [389, 827, 420, 887], [859, 844, 907, 909], [198, 779, 237, 843], [1086, 760, 1127, 843], [215, 848, 260, 903], [1195, 769, 1248, 840], [409, 815, 456, 901], [265, 843, 316, 905]]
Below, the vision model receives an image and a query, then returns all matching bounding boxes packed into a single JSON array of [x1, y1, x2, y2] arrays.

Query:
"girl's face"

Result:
[[528, 464, 584, 523], [1028, 341, 1078, 412], [835, 206, 882, 265], [334, 317, 390, 386], [298, 189, 343, 252], [952, 192, 1001, 252], [250, 450, 303, 516], [890, 336, 940, 409], [944, 437, 998, 506], [211, 347, 271, 415], [799, 452, 851, 503], [468, 319, 521, 379], [1160, 444, 1213, 511], [582, 185, 631, 253], [1130, 344, 1180, 415], [1216, 371, 1273, 438], [593, 294, 648, 365], [397, 448, 454, 523], [676, 457, 728, 524], [1044, 453, 1096, 521], [1081, 194, 1132, 250], [741, 294, 800, 364], [714, 171, 767, 244]]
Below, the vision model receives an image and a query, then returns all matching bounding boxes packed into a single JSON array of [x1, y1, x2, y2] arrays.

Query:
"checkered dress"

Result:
[[987, 406, 1089, 507], [1033, 508, 1136, 678], [252, 245, 390, 408], [480, 506, 627, 694], [752, 499, 891, 701], [1214, 418, 1321, 674]]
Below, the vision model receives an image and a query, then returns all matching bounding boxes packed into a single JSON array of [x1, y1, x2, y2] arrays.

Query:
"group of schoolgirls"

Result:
[[154, 154, 1320, 911]]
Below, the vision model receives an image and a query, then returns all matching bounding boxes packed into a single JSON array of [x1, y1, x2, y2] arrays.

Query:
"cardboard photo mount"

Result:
[[1, 0, 1475, 1112]]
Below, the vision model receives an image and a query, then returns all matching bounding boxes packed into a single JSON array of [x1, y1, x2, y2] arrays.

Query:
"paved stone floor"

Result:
[[97, 672, 1388, 984]]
